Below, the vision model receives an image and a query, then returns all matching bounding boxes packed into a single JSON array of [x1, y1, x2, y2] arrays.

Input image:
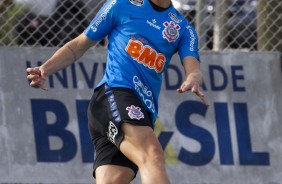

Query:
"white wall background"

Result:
[[0, 47, 281, 184]]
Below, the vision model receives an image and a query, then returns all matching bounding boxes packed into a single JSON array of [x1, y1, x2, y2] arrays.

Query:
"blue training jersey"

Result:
[[84, 0, 200, 125]]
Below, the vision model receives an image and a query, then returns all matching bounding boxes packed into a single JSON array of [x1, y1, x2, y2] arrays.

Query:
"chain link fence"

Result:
[[0, 0, 281, 51]]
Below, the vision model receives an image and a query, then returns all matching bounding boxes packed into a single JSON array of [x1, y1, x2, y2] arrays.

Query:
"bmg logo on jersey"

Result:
[[125, 39, 166, 73]]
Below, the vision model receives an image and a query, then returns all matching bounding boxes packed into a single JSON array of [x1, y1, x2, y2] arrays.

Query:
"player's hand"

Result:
[[26, 66, 48, 91], [177, 74, 209, 106]]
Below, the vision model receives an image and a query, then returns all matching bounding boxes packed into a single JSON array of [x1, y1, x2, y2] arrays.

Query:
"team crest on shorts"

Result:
[[107, 121, 118, 144], [129, 0, 144, 6], [126, 105, 144, 120], [162, 21, 180, 42]]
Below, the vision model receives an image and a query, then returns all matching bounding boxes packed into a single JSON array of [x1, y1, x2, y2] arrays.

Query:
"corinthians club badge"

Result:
[[162, 21, 180, 42]]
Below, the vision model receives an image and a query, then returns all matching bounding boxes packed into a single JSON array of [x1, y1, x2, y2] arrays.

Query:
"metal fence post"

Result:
[[196, 0, 206, 50], [213, 0, 229, 51]]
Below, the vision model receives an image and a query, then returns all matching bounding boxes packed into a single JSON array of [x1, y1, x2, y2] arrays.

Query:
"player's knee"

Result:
[[95, 165, 134, 184], [141, 144, 165, 167], [96, 172, 132, 184], [150, 147, 165, 164], [96, 177, 126, 184]]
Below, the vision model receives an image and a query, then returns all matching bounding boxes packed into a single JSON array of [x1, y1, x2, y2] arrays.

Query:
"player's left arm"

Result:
[[177, 21, 209, 106], [177, 56, 209, 106]]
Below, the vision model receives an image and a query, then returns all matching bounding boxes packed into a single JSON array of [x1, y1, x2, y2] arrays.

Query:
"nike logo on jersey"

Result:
[[125, 39, 166, 73]]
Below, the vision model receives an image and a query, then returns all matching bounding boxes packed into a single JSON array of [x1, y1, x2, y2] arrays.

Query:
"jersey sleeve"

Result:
[[83, 0, 118, 41], [178, 23, 200, 62]]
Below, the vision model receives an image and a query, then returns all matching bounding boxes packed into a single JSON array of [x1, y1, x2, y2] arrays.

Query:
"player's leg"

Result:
[[88, 84, 169, 183], [95, 165, 135, 184], [91, 135, 138, 184], [87, 85, 138, 184], [104, 86, 170, 184], [120, 123, 170, 184]]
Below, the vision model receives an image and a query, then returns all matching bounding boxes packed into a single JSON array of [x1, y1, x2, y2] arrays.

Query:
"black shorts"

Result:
[[87, 83, 152, 178]]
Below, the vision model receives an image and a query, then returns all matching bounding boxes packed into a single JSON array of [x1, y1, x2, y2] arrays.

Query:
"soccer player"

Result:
[[26, 0, 209, 183]]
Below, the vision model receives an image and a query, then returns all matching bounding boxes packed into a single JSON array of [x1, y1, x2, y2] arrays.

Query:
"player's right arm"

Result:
[[27, 0, 120, 90], [26, 34, 96, 90]]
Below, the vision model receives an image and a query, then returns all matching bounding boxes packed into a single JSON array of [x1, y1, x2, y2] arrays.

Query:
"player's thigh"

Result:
[[120, 123, 164, 166], [95, 164, 135, 184]]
